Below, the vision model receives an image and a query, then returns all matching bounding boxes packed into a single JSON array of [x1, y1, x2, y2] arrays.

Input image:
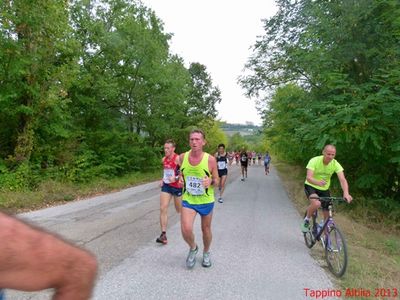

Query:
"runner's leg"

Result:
[[201, 212, 213, 252], [173, 195, 182, 213], [181, 207, 197, 249], [160, 192, 172, 232], [219, 175, 227, 198]]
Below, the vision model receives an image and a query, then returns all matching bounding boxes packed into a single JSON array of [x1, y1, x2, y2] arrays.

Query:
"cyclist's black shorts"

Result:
[[304, 184, 331, 210]]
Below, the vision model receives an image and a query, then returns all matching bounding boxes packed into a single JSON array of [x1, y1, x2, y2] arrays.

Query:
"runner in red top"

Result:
[[156, 139, 183, 244]]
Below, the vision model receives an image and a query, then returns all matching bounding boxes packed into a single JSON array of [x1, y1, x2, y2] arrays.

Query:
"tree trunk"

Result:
[[14, 114, 34, 162]]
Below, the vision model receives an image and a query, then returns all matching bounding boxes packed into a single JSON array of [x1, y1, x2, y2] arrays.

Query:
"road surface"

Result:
[[8, 163, 336, 299]]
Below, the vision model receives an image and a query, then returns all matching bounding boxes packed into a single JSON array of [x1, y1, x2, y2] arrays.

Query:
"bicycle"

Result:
[[303, 196, 348, 277]]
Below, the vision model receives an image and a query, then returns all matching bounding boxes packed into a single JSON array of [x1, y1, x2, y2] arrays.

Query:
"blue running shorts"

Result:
[[182, 200, 214, 216]]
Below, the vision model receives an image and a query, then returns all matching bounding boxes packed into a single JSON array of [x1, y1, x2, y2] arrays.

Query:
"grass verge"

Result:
[[0, 170, 160, 214], [273, 160, 400, 297]]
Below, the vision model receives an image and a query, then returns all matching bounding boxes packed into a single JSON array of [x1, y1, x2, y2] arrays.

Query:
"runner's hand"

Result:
[[203, 176, 211, 188]]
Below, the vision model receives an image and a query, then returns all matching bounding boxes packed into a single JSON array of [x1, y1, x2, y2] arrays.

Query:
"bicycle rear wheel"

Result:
[[325, 225, 348, 277], [303, 211, 315, 248]]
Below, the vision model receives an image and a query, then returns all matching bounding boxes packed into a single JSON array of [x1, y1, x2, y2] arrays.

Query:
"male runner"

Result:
[[252, 151, 256, 165], [240, 148, 248, 181], [0, 212, 97, 299], [215, 144, 228, 203], [179, 129, 219, 268], [264, 151, 271, 175], [156, 139, 182, 244], [301, 144, 353, 232]]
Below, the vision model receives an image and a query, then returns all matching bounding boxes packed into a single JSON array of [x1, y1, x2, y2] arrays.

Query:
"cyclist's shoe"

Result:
[[202, 251, 212, 268], [218, 197, 223, 203], [301, 220, 310, 233], [186, 245, 198, 268], [156, 232, 167, 244]]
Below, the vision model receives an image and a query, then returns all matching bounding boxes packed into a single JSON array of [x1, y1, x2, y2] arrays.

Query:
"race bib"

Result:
[[185, 176, 204, 195], [218, 161, 226, 170], [163, 168, 174, 183], [241, 156, 247, 162]]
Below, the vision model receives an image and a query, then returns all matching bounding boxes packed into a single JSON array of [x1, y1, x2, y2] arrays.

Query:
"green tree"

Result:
[[186, 63, 222, 122], [228, 133, 247, 152], [0, 0, 78, 165], [240, 0, 400, 201]]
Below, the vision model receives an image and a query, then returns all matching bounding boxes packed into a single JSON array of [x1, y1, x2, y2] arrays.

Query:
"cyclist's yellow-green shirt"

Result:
[[305, 155, 344, 191], [181, 151, 215, 205]]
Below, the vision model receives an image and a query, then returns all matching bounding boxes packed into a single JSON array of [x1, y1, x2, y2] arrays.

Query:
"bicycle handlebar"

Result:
[[309, 196, 349, 202]]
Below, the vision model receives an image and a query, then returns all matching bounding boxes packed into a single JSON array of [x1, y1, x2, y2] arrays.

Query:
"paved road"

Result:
[[8, 163, 335, 300]]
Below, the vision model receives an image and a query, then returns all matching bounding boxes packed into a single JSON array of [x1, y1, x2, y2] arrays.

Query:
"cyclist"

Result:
[[0, 212, 97, 299], [215, 143, 228, 203], [301, 144, 353, 232], [156, 139, 182, 244], [179, 129, 219, 268]]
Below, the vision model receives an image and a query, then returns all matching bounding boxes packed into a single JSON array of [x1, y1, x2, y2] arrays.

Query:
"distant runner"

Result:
[[264, 151, 271, 175], [235, 151, 240, 166], [215, 143, 228, 203], [240, 149, 248, 181], [156, 139, 182, 245], [227, 151, 234, 166], [252, 151, 256, 165], [257, 153, 262, 165]]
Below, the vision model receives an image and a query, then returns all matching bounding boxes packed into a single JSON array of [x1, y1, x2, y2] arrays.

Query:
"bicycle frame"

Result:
[[304, 196, 349, 277], [307, 196, 346, 246]]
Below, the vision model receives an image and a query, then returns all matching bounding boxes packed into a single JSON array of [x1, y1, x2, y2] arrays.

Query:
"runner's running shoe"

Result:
[[186, 245, 198, 268], [218, 197, 223, 203], [202, 252, 212, 268], [156, 232, 167, 244]]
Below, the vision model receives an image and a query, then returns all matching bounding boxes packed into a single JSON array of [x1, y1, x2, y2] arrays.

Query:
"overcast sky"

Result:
[[140, 0, 277, 125]]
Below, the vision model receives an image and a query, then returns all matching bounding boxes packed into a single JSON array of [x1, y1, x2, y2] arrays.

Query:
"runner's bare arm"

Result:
[[0, 212, 97, 300], [208, 155, 219, 188]]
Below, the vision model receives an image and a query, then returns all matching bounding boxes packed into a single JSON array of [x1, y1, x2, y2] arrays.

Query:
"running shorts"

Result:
[[161, 183, 183, 197], [304, 184, 331, 210], [218, 169, 228, 177], [182, 200, 214, 216]]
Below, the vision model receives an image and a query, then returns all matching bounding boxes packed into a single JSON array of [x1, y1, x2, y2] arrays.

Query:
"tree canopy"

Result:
[[240, 0, 400, 205], [0, 0, 222, 189]]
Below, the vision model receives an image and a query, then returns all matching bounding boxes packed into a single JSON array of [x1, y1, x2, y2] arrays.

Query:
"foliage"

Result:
[[0, 0, 221, 191], [199, 119, 228, 154], [228, 133, 248, 151], [240, 0, 400, 203]]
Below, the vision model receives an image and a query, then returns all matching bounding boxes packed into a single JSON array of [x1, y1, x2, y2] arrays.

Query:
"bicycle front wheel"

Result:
[[325, 225, 348, 277]]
